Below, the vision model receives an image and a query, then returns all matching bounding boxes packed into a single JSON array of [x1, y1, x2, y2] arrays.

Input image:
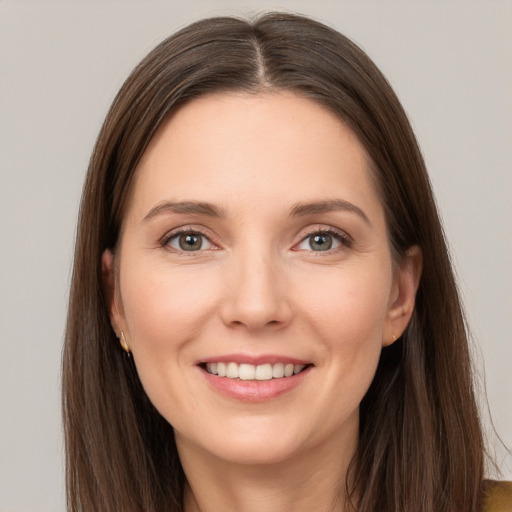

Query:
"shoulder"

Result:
[[481, 480, 512, 512]]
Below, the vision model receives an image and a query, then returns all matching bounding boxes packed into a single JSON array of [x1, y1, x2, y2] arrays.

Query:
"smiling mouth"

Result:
[[202, 362, 311, 381]]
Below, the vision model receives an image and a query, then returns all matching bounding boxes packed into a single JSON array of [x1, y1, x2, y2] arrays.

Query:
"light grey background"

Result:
[[1, 1, 511, 510]]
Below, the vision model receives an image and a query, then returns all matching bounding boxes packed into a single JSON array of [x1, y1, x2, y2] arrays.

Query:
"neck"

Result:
[[178, 429, 357, 512]]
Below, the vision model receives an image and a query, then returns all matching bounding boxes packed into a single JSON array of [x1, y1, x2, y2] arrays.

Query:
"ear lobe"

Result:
[[383, 245, 423, 346], [101, 249, 120, 334]]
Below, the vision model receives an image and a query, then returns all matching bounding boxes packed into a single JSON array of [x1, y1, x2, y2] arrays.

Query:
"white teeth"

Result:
[[217, 362, 226, 377], [205, 362, 308, 380], [239, 363, 255, 380], [293, 364, 305, 375], [226, 362, 238, 378], [272, 363, 285, 378], [255, 363, 273, 380]]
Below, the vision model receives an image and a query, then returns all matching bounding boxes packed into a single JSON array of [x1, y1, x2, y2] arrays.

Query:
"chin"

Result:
[[174, 408, 357, 469], [201, 435, 308, 467]]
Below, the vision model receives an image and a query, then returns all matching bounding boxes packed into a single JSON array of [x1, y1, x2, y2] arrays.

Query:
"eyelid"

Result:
[[293, 225, 353, 252], [159, 224, 352, 253], [160, 225, 220, 252]]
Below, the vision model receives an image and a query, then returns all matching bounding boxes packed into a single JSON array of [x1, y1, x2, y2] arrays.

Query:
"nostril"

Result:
[[229, 319, 280, 327], [229, 319, 282, 329]]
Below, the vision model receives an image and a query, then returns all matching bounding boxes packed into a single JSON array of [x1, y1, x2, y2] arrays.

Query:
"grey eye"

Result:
[[167, 232, 213, 251], [296, 230, 346, 252], [308, 233, 333, 251]]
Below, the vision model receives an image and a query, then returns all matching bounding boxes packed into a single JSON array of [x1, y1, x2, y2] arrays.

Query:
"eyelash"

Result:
[[161, 227, 218, 254], [160, 226, 352, 254], [295, 227, 353, 253]]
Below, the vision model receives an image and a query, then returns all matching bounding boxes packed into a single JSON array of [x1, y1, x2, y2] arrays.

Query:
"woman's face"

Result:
[[105, 92, 419, 466]]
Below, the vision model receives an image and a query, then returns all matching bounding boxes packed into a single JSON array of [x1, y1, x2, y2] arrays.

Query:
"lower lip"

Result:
[[200, 366, 312, 402]]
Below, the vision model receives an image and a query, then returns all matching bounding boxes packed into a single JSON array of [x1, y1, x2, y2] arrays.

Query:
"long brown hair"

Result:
[[63, 12, 484, 511]]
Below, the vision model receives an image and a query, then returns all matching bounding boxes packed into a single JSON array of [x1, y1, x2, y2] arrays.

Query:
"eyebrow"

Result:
[[142, 198, 371, 226], [142, 200, 226, 222], [290, 199, 372, 226]]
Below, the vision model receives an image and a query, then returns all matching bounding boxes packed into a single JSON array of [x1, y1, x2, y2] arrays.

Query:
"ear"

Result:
[[383, 245, 423, 347], [101, 248, 123, 335]]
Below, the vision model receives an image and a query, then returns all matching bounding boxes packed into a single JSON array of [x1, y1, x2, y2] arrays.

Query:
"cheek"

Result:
[[119, 261, 220, 366], [118, 261, 223, 421], [299, 260, 392, 394], [300, 259, 392, 342]]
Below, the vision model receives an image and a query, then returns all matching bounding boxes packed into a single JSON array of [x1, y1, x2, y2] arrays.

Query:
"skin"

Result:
[[103, 91, 422, 512]]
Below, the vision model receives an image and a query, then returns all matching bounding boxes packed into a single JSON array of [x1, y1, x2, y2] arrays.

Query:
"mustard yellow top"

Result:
[[481, 481, 512, 512]]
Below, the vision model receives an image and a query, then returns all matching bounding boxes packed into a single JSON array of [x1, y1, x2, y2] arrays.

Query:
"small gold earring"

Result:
[[119, 330, 130, 354], [392, 333, 397, 343]]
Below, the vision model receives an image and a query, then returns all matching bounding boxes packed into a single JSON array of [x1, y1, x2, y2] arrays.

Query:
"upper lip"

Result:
[[197, 354, 312, 366]]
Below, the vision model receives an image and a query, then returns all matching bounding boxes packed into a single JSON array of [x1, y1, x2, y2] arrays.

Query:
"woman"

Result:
[[62, 12, 510, 512]]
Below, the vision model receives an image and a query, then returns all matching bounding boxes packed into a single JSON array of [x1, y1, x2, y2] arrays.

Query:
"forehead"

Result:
[[128, 91, 382, 223]]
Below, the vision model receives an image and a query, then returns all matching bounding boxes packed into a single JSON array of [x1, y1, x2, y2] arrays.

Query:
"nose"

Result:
[[219, 248, 293, 331]]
